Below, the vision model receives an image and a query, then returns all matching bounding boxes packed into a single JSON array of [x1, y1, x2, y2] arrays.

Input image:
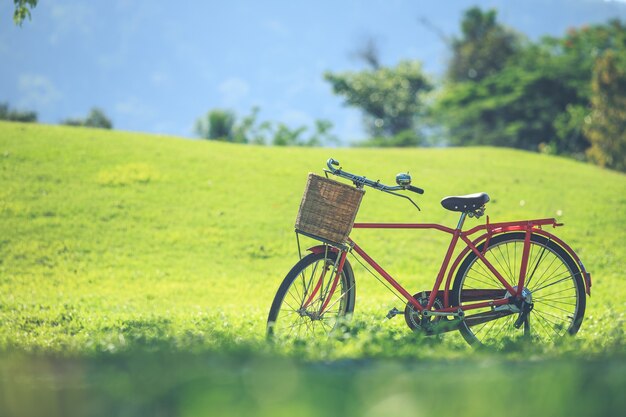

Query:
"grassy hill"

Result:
[[1, 120, 624, 353], [1, 121, 625, 416]]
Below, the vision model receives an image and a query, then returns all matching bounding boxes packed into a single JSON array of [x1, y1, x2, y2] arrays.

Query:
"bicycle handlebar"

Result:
[[326, 158, 425, 195], [407, 185, 425, 195]]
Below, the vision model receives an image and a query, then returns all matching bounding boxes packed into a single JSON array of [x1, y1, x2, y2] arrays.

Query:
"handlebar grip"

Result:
[[327, 158, 340, 173], [408, 185, 425, 194]]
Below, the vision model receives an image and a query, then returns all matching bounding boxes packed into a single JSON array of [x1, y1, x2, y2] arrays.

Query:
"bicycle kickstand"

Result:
[[514, 301, 534, 329]]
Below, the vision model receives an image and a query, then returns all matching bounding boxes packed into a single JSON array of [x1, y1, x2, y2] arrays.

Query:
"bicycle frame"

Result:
[[306, 216, 591, 317]]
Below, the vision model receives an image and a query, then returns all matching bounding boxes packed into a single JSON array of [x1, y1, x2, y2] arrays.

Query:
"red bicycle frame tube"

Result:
[[307, 216, 590, 315], [353, 220, 545, 310], [517, 229, 533, 293], [314, 217, 584, 315], [440, 222, 591, 302]]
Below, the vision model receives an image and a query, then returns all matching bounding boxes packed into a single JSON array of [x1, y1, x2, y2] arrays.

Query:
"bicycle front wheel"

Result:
[[452, 232, 586, 348], [267, 250, 356, 341]]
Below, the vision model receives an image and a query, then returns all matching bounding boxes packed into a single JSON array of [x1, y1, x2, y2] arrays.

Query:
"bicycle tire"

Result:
[[267, 250, 356, 340], [451, 232, 586, 348]]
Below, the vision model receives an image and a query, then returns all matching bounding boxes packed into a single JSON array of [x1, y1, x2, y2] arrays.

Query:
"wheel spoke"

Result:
[[473, 259, 506, 287], [526, 244, 548, 288], [536, 285, 576, 298], [297, 260, 316, 305], [464, 272, 503, 289], [267, 252, 354, 341], [454, 233, 585, 348], [494, 244, 514, 282], [490, 315, 515, 341], [531, 310, 563, 340], [534, 300, 576, 313], [532, 275, 575, 294], [529, 255, 562, 290]]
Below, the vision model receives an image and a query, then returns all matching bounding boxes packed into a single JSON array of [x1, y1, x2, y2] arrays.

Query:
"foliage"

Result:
[[195, 109, 237, 142], [585, 50, 626, 171], [0, 102, 37, 123], [355, 129, 425, 147], [447, 7, 522, 82], [324, 60, 432, 141], [435, 58, 581, 151], [269, 119, 337, 147], [62, 108, 113, 129], [436, 15, 626, 164], [546, 20, 626, 94], [540, 19, 626, 159], [436, 9, 571, 151], [196, 107, 337, 146], [552, 105, 590, 158], [231, 106, 270, 144], [12, 0, 37, 25], [84, 108, 113, 129]]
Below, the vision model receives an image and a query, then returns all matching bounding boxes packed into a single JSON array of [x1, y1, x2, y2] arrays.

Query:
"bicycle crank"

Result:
[[403, 291, 462, 335]]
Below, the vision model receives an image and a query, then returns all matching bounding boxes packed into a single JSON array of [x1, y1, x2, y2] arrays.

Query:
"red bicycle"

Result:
[[267, 159, 591, 347]]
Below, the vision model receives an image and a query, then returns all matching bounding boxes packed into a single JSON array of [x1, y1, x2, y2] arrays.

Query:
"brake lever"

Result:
[[382, 190, 421, 211]]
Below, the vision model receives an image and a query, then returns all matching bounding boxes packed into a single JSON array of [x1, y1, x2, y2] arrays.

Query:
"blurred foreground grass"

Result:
[[2, 350, 625, 417], [1, 309, 624, 416]]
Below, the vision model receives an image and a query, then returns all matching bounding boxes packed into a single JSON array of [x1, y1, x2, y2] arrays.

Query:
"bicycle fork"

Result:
[[300, 250, 348, 317]]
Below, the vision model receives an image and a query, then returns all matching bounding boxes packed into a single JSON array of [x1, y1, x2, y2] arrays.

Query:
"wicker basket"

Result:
[[295, 173, 365, 245]]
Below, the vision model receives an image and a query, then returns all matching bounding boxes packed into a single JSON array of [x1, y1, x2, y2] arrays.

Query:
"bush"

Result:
[[0, 102, 37, 123], [61, 108, 113, 129]]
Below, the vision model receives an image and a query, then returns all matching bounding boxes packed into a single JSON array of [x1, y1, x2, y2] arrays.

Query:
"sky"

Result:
[[1, 0, 626, 143]]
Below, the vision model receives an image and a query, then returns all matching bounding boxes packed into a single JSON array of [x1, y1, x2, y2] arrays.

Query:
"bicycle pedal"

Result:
[[386, 307, 403, 319]]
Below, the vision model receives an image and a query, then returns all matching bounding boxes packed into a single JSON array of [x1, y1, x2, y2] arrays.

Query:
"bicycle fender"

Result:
[[531, 229, 591, 296], [443, 229, 591, 307], [307, 245, 340, 254]]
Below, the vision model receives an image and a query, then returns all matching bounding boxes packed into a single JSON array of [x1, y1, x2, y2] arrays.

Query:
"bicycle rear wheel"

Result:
[[267, 250, 356, 341], [452, 232, 586, 348]]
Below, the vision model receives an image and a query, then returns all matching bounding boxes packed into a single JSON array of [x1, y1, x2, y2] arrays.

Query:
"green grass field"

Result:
[[1, 121, 625, 416]]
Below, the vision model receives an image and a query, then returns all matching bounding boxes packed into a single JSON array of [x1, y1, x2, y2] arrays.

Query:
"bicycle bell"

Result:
[[396, 173, 412, 186]]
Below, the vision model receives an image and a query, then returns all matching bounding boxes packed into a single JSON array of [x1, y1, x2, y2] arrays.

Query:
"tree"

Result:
[[231, 107, 271, 144], [61, 107, 113, 129], [436, 14, 626, 157], [324, 60, 432, 142], [270, 119, 338, 147], [536, 20, 626, 157], [195, 107, 336, 146], [545, 20, 626, 96], [551, 104, 590, 158], [436, 56, 581, 151], [585, 50, 626, 171], [0, 102, 37, 122], [13, 0, 38, 25], [447, 7, 521, 82], [195, 109, 236, 141], [271, 124, 308, 146], [84, 108, 113, 129], [356, 129, 424, 147]]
